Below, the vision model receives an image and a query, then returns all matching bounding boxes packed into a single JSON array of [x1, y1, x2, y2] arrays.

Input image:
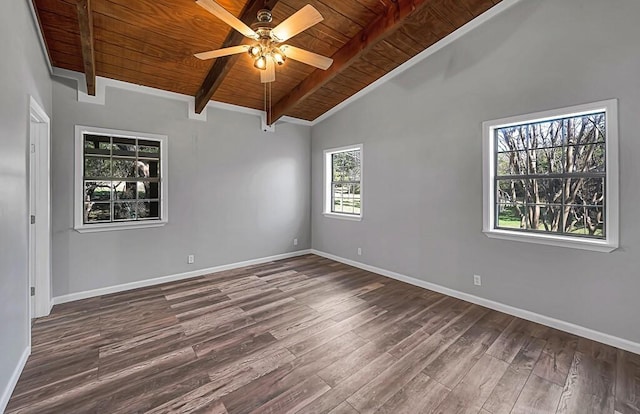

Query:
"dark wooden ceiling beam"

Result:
[[194, 0, 279, 114], [76, 0, 96, 95], [268, 0, 433, 124]]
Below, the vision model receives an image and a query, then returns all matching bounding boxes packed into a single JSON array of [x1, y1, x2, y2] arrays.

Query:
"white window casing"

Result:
[[323, 144, 363, 221], [74, 125, 168, 233], [482, 99, 619, 252]]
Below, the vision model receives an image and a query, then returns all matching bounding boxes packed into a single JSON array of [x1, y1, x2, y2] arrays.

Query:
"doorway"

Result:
[[28, 96, 51, 320]]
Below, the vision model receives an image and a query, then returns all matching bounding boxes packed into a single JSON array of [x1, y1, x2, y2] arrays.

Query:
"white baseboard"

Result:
[[311, 249, 640, 355], [0, 346, 30, 413], [52, 250, 312, 305]]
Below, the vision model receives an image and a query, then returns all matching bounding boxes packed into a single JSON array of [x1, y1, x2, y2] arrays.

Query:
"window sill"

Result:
[[75, 221, 167, 233], [323, 212, 362, 222], [483, 229, 617, 253]]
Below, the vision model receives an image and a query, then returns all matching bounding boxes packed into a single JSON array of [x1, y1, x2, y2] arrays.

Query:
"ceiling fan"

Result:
[[194, 0, 334, 83]]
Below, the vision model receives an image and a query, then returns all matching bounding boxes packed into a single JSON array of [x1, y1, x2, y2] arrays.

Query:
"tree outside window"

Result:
[[495, 113, 606, 238]]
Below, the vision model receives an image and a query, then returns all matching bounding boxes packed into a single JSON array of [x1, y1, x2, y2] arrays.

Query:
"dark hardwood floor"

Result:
[[6, 254, 640, 414]]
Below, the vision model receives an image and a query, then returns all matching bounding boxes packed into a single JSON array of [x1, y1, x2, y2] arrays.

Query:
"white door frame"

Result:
[[29, 96, 52, 320]]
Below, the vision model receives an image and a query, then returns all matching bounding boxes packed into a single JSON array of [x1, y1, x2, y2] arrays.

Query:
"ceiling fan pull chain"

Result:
[[269, 82, 272, 126]]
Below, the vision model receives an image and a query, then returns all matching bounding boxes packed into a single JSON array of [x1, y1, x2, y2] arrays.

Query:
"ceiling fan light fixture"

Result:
[[272, 48, 286, 66], [248, 45, 262, 58], [254, 55, 268, 70]]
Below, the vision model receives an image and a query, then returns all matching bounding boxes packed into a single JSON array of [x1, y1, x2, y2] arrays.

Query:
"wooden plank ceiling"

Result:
[[33, 0, 502, 122]]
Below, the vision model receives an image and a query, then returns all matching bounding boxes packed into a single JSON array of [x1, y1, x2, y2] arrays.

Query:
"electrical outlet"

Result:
[[357, 248, 362, 256], [188, 255, 195, 264], [473, 274, 482, 286], [293, 238, 298, 246]]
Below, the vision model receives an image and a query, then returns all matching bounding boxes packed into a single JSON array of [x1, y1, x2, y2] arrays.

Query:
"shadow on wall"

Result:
[[391, 0, 543, 91]]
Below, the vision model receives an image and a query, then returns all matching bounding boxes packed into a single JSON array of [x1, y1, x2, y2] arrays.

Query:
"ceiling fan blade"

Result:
[[194, 45, 249, 60], [281, 45, 333, 70], [196, 0, 258, 39], [261, 58, 276, 83], [271, 5, 323, 42]]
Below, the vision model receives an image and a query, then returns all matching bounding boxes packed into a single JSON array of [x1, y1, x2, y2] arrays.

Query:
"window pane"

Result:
[[530, 147, 563, 174], [570, 177, 605, 206], [520, 204, 561, 231], [84, 135, 111, 155], [567, 143, 605, 173], [568, 113, 605, 145], [85, 202, 110, 223], [114, 202, 136, 220], [113, 181, 137, 200], [332, 150, 360, 182], [112, 158, 137, 178], [496, 128, 527, 152], [137, 201, 159, 219], [352, 184, 361, 214], [352, 152, 361, 181], [331, 182, 362, 215], [84, 156, 111, 178], [497, 180, 526, 204], [497, 151, 527, 176], [520, 205, 538, 230], [138, 201, 160, 219], [590, 114, 606, 142], [529, 179, 563, 204], [332, 183, 343, 213], [138, 181, 159, 199], [496, 205, 523, 229], [535, 204, 563, 233], [138, 140, 160, 158], [84, 181, 111, 201], [138, 159, 159, 178], [342, 184, 355, 214], [564, 205, 605, 237], [526, 119, 564, 150], [112, 137, 136, 157]]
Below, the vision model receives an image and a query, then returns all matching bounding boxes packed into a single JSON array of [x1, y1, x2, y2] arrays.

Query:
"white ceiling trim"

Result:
[[51, 67, 312, 128], [27, 0, 53, 74]]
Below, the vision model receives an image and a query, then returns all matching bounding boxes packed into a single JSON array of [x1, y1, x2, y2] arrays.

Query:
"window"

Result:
[[74, 126, 168, 232], [324, 144, 362, 220], [483, 100, 618, 252]]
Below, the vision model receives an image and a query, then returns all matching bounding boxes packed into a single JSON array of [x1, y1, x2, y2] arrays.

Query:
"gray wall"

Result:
[[0, 0, 52, 405], [51, 79, 311, 297], [311, 0, 640, 343]]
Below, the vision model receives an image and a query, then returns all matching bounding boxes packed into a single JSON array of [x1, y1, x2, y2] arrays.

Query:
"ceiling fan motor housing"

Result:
[[252, 10, 275, 37], [257, 9, 272, 23]]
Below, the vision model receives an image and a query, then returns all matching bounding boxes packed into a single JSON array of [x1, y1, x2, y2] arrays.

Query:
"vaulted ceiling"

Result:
[[33, 0, 502, 123]]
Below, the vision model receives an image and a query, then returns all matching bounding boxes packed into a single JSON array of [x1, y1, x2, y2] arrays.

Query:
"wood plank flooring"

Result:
[[6, 254, 640, 414]]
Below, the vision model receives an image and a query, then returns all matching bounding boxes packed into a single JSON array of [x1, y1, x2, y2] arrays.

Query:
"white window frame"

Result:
[[323, 144, 363, 221], [74, 125, 168, 233], [482, 99, 619, 252]]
